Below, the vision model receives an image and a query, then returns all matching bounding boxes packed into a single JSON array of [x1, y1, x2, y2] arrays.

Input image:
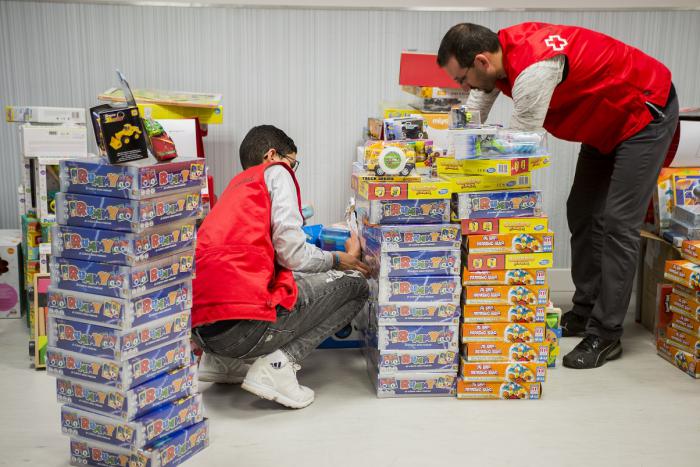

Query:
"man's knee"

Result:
[[340, 270, 370, 301]]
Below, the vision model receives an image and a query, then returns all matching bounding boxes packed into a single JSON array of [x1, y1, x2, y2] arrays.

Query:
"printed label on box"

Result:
[[455, 190, 543, 220], [362, 224, 460, 250], [440, 173, 531, 193], [464, 341, 550, 362], [466, 232, 554, 254], [375, 302, 461, 324], [368, 249, 460, 277], [665, 326, 700, 358], [457, 381, 541, 399], [375, 373, 457, 397], [464, 284, 549, 306], [436, 156, 550, 176], [668, 292, 700, 322], [461, 322, 546, 343], [357, 198, 450, 225], [465, 252, 554, 271], [460, 359, 547, 383], [462, 304, 546, 323], [377, 276, 461, 303], [462, 269, 547, 286], [461, 217, 549, 236], [376, 324, 459, 351], [664, 261, 700, 290], [671, 312, 700, 337], [372, 348, 459, 374]]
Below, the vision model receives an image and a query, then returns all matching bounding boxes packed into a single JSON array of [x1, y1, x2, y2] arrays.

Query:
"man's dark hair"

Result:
[[239, 125, 298, 169], [437, 23, 500, 68]]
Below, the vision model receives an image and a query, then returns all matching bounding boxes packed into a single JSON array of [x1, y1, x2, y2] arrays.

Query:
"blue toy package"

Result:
[[56, 365, 198, 421], [46, 338, 191, 390], [450, 128, 547, 159], [374, 302, 461, 324], [59, 157, 206, 200], [361, 223, 461, 251], [51, 220, 196, 265], [50, 252, 194, 299], [320, 225, 350, 252], [365, 248, 460, 277], [371, 369, 457, 398], [455, 190, 543, 220], [55, 189, 202, 233], [368, 347, 459, 374], [48, 312, 191, 360], [371, 323, 459, 351], [356, 198, 450, 225], [47, 281, 193, 330], [60, 394, 203, 449], [302, 224, 323, 247], [374, 276, 462, 303]]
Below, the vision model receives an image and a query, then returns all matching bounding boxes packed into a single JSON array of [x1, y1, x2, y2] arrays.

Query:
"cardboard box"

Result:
[[460, 359, 546, 383], [20, 124, 88, 159], [454, 190, 543, 220], [137, 101, 224, 124], [460, 217, 549, 236], [368, 347, 459, 374], [369, 323, 459, 351], [415, 112, 451, 148], [373, 302, 461, 325], [465, 252, 554, 271], [462, 269, 548, 286], [361, 223, 460, 251], [463, 284, 549, 306], [462, 304, 546, 323], [466, 231, 554, 254], [0, 230, 22, 319], [457, 381, 542, 400], [90, 104, 148, 164], [681, 240, 700, 264], [665, 326, 700, 358], [440, 173, 531, 193], [463, 341, 550, 363], [398, 51, 459, 89], [461, 322, 546, 343], [375, 276, 461, 303], [436, 155, 551, 176], [674, 205, 700, 227], [401, 86, 468, 99], [354, 178, 452, 201], [668, 291, 700, 322], [671, 312, 700, 337], [664, 260, 700, 290], [653, 168, 700, 230], [356, 198, 450, 225], [366, 248, 460, 277], [656, 338, 699, 378], [372, 370, 458, 398], [636, 233, 681, 331], [672, 174, 700, 206], [6, 106, 86, 124]]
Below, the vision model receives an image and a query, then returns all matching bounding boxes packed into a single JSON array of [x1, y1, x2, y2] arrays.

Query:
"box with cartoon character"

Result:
[[370, 368, 457, 398], [364, 248, 461, 277], [668, 291, 700, 322], [462, 304, 546, 323], [367, 347, 459, 374], [353, 178, 452, 201], [454, 190, 543, 220], [374, 302, 461, 325], [464, 252, 554, 271], [361, 223, 460, 251], [436, 155, 551, 176], [47, 281, 192, 330], [69, 437, 132, 467], [48, 312, 190, 360], [460, 359, 547, 383], [460, 216, 549, 236], [50, 252, 194, 299], [131, 419, 209, 467], [466, 231, 554, 254], [656, 338, 699, 378], [664, 326, 700, 358], [368, 324, 459, 351], [47, 338, 191, 390], [461, 323, 546, 343], [463, 341, 550, 363], [457, 381, 542, 400], [51, 220, 196, 265], [463, 284, 549, 306], [59, 157, 206, 200], [356, 198, 450, 225], [55, 189, 201, 233], [462, 269, 548, 286], [60, 394, 203, 449], [664, 260, 700, 290], [375, 276, 461, 303], [56, 365, 197, 421]]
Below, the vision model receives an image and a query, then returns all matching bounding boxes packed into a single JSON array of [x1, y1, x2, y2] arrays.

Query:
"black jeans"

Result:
[[193, 270, 369, 362], [567, 85, 679, 340]]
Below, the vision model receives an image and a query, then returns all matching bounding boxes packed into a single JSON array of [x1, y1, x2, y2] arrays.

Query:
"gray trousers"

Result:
[[568, 87, 679, 340], [193, 270, 369, 363]]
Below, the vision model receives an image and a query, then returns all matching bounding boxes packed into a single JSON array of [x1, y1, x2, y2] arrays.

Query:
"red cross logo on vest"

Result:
[[544, 35, 568, 51]]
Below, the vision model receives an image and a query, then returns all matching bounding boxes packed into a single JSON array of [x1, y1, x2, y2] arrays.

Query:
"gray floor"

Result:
[[1, 316, 698, 467]]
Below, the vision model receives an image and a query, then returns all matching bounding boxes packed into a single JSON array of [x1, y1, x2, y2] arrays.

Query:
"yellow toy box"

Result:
[[457, 381, 542, 399], [439, 173, 531, 193], [460, 359, 547, 383], [462, 304, 546, 323], [436, 155, 550, 176], [464, 252, 554, 271], [464, 285, 550, 306], [656, 338, 699, 378], [653, 168, 700, 230], [665, 326, 700, 358], [664, 261, 700, 290], [382, 107, 416, 119], [461, 322, 546, 343], [462, 269, 548, 286], [401, 86, 469, 100], [353, 177, 452, 201], [351, 172, 422, 184], [671, 312, 700, 337], [681, 240, 700, 265], [463, 341, 550, 363], [668, 291, 700, 322], [460, 217, 549, 236], [466, 231, 555, 255]]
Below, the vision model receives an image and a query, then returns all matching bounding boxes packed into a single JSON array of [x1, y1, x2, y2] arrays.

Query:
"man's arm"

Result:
[[465, 88, 500, 123], [509, 55, 565, 131]]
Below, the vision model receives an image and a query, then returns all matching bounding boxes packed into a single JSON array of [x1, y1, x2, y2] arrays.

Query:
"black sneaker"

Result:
[[560, 311, 588, 337], [562, 335, 622, 369]]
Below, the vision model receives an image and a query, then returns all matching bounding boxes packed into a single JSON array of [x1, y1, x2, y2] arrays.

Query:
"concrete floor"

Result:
[[1, 316, 698, 467]]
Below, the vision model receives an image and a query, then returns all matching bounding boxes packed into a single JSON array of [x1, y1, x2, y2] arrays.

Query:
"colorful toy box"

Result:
[[460, 217, 549, 236], [671, 312, 700, 337], [367, 348, 459, 374], [371, 370, 457, 398], [545, 308, 562, 368], [456, 381, 542, 400], [460, 359, 547, 383], [60, 394, 203, 449], [440, 173, 531, 193], [656, 338, 699, 379], [350, 170, 422, 184], [0, 230, 22, 319], [664, 260, 700, 290], [454, 190, 543, 220], [668, 291, 700, 322], [461, 322, 546, 343], [365, 248, 460, 277], [56, 364, 197, 421], [681, 240, 700, 264], [462, 269, 548, 286], [353, 178, 452, 200], [466, 231, 554, 254], [375, 276, 461, 303], [361, 223, 460, 251], [59, 158, 206, 200], [653, 168, 700, 229], [6, 105, 86, 124], [373, 302, 461, 325], [356, 198, 450, 225], [369, 324, 459, 351], [90, 105, 148, 164], [436, 155, 551, 176], [464, 252, 554, 271], [672, 284, 700, 302], [319, 226, 350, 252], [463, 284, 550, 306], [48, 312, 191, 360], [50, 252, 194, 299], [46, 338, 191, 390], [672, 174, 700, 207], [462, 304, 546, 323], [664, 326, 700, 358], [51, 220, 196, 265], [463, 341, 550, 363]]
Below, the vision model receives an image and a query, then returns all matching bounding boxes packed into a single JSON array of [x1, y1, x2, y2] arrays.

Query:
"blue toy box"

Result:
[[365, 248, 460, 277], [367, 323, 459, 351], [319, 225, 350, 252], [361, 223, 461, 251], [374, 275, 461, 303], [454, 190, 543, 220], [370, 368, 457, 398], [367, 347, 459, 374], [356, 198, 450, 225]]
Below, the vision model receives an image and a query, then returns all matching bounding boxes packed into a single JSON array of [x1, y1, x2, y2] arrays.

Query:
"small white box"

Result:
[[6, 106, 85, 124], [0, 230, 22, 319], [20, 123, 87, 159]]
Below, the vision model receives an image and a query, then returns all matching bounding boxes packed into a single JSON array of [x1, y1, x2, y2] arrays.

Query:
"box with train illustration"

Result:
[[461, 322, 546, 343], [456, 381, 542, 400], [462, 269, 547, 286], [463, 341, 550, 363], [460, 359, 547, 383], [460, 217, 549, 236], [463, 284, 549, 306]]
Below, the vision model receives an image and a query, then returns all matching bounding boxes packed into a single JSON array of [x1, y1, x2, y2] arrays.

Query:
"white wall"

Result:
[[1, 1, 699, 269]]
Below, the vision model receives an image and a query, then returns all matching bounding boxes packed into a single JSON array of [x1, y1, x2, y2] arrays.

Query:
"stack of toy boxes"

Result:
[[659, 241, 700, 378], [654, 168, 700, 239], [45, 156, 210, 466]]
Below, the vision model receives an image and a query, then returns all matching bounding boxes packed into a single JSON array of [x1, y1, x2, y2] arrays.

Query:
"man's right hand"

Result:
[[336, 251, 371, 277]]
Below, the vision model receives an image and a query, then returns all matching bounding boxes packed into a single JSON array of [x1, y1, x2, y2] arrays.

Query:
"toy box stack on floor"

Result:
[[45, 100, 210, 465]]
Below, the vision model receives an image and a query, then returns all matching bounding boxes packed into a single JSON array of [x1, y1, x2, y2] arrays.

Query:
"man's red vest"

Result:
[[496, 22, 672, 154], [192, 162, 300, 327]]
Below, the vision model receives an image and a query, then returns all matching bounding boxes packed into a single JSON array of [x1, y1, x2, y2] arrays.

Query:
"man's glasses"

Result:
[[281, 154, 300, 172]]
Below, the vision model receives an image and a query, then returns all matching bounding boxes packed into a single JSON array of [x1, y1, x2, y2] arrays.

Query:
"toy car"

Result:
[[109, 124, 142, 150]]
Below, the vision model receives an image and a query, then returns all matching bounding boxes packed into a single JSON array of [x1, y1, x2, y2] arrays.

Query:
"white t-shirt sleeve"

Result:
[[465, 88, 501, 123], [509, 55, 566, 131]]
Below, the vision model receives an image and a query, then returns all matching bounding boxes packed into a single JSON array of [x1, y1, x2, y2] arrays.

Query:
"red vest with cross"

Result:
[[496, 22, 672, 154], [192, 162, 300, 327]]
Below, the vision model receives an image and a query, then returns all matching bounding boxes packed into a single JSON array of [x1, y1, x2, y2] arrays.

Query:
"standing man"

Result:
[[437, 22, 678, 369]]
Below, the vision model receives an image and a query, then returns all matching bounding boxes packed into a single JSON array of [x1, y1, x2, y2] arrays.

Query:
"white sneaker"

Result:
[[241, 350, 315, 409], [198, 352, 250, 384]]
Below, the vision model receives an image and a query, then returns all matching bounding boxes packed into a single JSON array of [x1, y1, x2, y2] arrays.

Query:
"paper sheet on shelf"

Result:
[[671, 121, 700, 167]]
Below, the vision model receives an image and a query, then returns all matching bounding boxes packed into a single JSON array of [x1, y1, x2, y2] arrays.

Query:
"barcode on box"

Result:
[[497, 164, 508, 174], [518, 176, 529, 185], [72, 112, 80, 119]]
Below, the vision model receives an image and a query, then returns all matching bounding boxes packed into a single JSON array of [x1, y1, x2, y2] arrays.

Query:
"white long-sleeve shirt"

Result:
[[466, 55, 566, 131], [264, 165, 334, 273]]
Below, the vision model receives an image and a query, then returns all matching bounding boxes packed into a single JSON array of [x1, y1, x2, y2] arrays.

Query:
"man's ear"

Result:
[[473, 53, 490, 70], [262, 148, 276, 163]]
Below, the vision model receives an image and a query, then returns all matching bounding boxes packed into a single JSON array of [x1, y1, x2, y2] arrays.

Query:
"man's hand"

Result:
[[336, 251, 371, 277], [345, 232, 362, 259]]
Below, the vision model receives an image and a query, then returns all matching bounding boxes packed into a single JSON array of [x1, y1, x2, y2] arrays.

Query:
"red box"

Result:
[[398, 51, 460, 89]]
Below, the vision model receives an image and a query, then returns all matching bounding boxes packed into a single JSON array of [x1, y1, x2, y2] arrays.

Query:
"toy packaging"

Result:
[[46, 338, 191, 390], [6, 105, 86, 124], [143, 119, 178, 162], [357, 198, 451, 225], [20, 123, 88, 159], [545, 307, 562, 368], [60, 394, 203, 449], [440, 173, 531, 193], [462, 269, 548, 286], [466, 231, 554, 254], [449, 129, 548, 159], [463, 284, 550, 306], [369, 324, 459, 351], [365, 248, 460, 277], [464, 252, 554, 271], [653, 168, 700, 229], [56, 364, 197, 421], [461, 322, 546, 343], [373, 302, 461, 325], [367, 347, 459, 374], [672, 174, 700, 207], [361, 223, 460, 251], [460, 216, 549, 236], [681, 240, 700, 264], [454, 190, 543, 220], [50, 252, 195, 299], [319, 225, 350, 252], [401, 86, 468, 100], [48, 312, 190, 361], [463, 341, 550, 363], [664, 260, 700, 290], [55, 189, 202, 233], [362, 140, 432, 176], [0, 230, 22, 318], [383, 116, 427, 141], [375, 276, 461, 303], [436, 155, 551, 177], [674, 205, 700, 227], [350, 169, 422, 184], [460, 359, 547, 383], [51, 220, 196, 266], [371, 369, 457, 398], [69, 437, 132, 467], [413, 112, 450, 147], [462, 304, 546, 323], [353, 178, 452, 201], [671, 312, 700, 337], [447, 127, 498, 159], [668, 291, 700, 322], [59, 157, 206, 199], [656, 338, 699, 378], [664, 326, 700, 358], [447, 105, 481, 129], [456, 381, 542, 400], [90, 104, 149, 164], [672, 284, 700, 302]]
